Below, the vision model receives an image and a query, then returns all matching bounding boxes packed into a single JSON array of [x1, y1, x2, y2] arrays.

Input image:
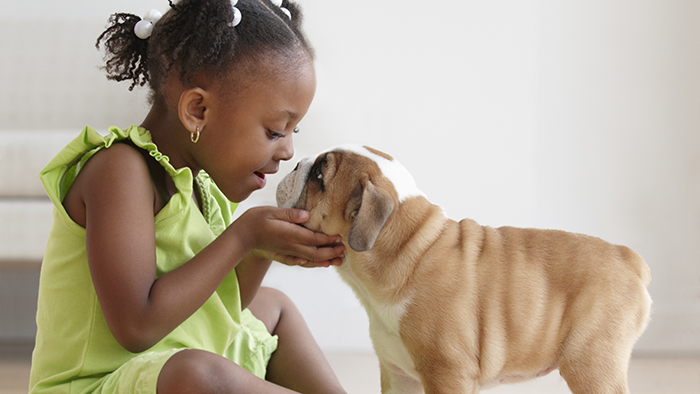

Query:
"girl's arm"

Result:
[[236, 254, 273, 311], [70, 144, 343, 353]]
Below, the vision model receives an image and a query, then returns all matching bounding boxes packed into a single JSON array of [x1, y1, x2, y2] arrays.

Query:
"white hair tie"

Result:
[[229, 0, 242, 27], [134, 9, 163, 40]]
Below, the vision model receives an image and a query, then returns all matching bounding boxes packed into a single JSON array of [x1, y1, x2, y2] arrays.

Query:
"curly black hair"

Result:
[[96, 0, 313, 102]]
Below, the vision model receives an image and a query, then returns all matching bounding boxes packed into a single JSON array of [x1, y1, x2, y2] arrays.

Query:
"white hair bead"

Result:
[[231, 0, 238, 6], [133, 9, 162, 40], [280, 7, 291, 19], [134, 20, 154, 39], [269, 0, 291, 19], [230, 6, 242, 27], [143, 9, 162, 24]]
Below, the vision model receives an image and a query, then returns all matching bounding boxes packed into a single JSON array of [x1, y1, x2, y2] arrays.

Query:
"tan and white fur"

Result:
[[276, 145, 652, 394]]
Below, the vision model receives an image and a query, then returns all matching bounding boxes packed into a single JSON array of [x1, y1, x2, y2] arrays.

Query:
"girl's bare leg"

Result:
[[248, 287, 347, 394], [157, 348, 297, 394], [157, 287, 346, 394]]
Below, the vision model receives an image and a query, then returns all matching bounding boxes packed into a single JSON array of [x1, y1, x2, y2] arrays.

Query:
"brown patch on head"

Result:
[[299, 149, 398, 251], [364, 146, 394, 161]]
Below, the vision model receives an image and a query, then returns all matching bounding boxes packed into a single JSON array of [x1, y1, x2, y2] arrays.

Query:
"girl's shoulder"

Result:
[[63, 142, 157, 228]]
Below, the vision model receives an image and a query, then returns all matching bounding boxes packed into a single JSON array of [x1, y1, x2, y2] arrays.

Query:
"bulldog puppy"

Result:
[[277, 145, 652, 394]]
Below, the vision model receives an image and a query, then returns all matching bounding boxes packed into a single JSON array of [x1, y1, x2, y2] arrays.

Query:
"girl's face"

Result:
[[194, 58, 316, 203]]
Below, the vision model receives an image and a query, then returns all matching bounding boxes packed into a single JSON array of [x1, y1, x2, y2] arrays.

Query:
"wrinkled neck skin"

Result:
[[336, 196, 449, 307]]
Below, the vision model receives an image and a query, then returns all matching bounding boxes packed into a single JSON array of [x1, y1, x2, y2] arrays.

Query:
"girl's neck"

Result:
[[139, 106, 203, 211], [140, 106, 200, 177]]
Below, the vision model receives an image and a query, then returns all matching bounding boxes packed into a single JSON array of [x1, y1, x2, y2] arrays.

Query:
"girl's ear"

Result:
[[178, 87, 209, 134]]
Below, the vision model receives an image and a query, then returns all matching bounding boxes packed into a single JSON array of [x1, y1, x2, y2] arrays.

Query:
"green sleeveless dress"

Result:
[[29, 125, 277, 394]]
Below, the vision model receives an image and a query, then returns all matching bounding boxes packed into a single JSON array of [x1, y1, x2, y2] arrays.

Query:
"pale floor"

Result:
[[2, 351, 698, 393]]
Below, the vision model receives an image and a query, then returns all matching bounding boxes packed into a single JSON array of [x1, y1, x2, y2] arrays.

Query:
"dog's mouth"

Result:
[[277, 158, 315, 209]]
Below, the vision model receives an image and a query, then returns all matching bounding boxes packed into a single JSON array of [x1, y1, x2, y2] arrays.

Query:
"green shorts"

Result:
[[92, 309, 278, 394]]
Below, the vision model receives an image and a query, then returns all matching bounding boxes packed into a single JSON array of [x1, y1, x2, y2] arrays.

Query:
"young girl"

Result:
[[29, 1, 347, 393]]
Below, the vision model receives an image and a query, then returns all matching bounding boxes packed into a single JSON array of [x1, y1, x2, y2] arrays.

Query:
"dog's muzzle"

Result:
[[276, 157, 315, 209]]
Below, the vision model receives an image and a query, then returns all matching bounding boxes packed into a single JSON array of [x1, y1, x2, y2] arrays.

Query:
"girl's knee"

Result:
[[258, 287, 294, 308], [248, 287, 297, 334], [157, 349, 238, 394]]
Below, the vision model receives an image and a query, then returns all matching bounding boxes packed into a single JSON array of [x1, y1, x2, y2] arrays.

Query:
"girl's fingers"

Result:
[[289, 256, 343, 268], [288, 225, 342, 247], [299, 261, 332, 268], [271, 243, 345, 267], [255, 239, 345, 265], [310, 232, 343, 247], [268, 207, 340, 244], [301, 243, 346, 263], [277, 208, 310, 224], [248, 206, 347, 263], [269, 252, 309, 266]]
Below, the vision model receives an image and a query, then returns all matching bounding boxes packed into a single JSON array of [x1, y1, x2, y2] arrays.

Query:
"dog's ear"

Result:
[[347, 179, 394, 252]]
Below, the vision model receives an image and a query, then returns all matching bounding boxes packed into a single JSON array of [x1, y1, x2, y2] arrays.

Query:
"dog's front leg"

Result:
[[418, 368, 480, 394], [380, 362, 424, 394], [420, 377, 479, 394]]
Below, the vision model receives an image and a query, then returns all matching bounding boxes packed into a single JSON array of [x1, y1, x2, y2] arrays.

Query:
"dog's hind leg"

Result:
[[560, 274, 650, 394], [559, 340, 633, 394], [560, 359, 630, 394]]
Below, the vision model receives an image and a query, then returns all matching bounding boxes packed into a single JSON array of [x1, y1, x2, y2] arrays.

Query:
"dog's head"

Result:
[[276, 145, 424, 252]]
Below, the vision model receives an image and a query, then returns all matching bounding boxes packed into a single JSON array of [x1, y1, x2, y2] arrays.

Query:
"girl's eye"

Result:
[[268, 130, 285, 139]]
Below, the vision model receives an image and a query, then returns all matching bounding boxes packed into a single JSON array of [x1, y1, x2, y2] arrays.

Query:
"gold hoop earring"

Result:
[[191, 126, 201, 144]]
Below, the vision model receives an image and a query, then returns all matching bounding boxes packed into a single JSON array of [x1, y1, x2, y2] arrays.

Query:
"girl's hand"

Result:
[[253, 249, 344, 268], [232, 206, 346, 267]]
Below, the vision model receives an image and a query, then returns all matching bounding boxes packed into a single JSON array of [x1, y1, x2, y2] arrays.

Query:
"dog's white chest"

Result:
[[337, 263, 421, 381], [368, 309, 421, 381]]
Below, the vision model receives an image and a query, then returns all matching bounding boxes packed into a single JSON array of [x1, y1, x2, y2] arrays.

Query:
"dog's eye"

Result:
[[310, 158, 326, 190], [313, 164, 323, 181]]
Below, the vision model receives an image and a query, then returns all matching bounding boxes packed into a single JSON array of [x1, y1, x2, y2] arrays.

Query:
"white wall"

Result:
[[1, 0, 698, 353], [533, 0, 700, 353]]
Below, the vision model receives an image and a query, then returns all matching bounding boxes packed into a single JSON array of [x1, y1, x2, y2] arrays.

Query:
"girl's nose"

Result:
[[276, 135, 294, 162]]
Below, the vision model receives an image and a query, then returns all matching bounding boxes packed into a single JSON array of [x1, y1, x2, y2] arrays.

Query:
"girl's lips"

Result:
[[254, 172, 267, 188]]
